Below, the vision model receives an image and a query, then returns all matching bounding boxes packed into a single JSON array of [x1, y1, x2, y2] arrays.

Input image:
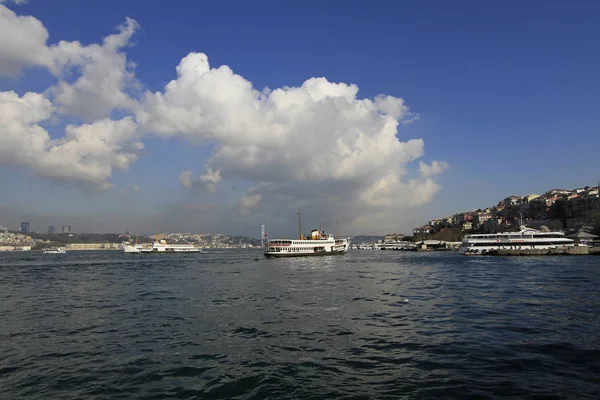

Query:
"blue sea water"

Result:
[[0, 249, 599, 399]]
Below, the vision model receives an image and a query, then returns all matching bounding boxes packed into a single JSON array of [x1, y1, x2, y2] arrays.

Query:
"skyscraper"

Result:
[[20, 222, 30, 234], [48, 225, 55, 234], [62, 225, 72, 234]]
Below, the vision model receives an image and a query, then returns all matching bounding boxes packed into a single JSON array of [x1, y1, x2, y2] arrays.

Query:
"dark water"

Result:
[[0, 250, 599, 399]]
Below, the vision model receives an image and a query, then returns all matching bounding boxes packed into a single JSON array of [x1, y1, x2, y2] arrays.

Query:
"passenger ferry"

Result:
[[460, 225, 575, 255], [123, 240, 202, 253], [264, 209, 350, 258], [123, 230, 202, 254], [42, 247, 66, 254], [123, 243, 143, 253]]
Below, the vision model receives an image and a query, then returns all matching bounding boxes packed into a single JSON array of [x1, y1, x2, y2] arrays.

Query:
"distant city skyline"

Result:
[[4, 182, 599, 237], [1, 1, 599, 238]]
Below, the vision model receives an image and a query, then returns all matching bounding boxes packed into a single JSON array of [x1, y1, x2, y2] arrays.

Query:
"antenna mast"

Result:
[[297, 207, 303, 240]]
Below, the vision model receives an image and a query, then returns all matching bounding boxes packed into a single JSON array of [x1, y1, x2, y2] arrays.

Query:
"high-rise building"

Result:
[[62, 225, 72, 234], [48, 225, 55, 234], [20, 222, 30, 234]]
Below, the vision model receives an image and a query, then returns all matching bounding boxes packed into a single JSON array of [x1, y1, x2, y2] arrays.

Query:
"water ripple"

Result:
[[0, 250, 599, 399]]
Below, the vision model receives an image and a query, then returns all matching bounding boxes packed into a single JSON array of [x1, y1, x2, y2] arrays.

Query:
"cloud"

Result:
[[238, 191, 261, 216], [0, 4, 49, 76], [0, 7, 143, 190], [179, 170, 193, 188], [419, 160, 449, 178], [0, 6, 448, 234], [46, 17, 140, 120], [0, 4, 139, 120], [139, 52, 441, 222], [180, 168, 222, 193], [0, 90, 142, 190]]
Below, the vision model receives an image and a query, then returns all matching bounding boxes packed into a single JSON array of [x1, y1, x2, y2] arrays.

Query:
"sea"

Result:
[[0, 249, 598, 399]]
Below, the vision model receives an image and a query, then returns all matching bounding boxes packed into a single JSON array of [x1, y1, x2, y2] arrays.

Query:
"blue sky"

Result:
[[0, 0, 599, 236]]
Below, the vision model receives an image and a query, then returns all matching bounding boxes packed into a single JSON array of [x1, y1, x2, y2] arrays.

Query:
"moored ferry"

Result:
[[264, 208, 350, 258], [460, 225, 575, 255]]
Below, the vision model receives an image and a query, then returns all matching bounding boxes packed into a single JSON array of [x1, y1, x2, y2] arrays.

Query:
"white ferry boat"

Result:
[[122, 243, 143, 253], [460, 225, 575, 255], [264, 208, 350, 258], [140, 238, 202, 253], [123, 231, 202, 254], [43, 247, 66, 254], [123, 239, 202, 254]]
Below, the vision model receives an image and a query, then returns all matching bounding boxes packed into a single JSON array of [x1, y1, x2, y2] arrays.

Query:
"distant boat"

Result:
[[264, 208, 350, 258], [123, 233, 143, 253], [123, 228, 202, 254], [123, 244, 143, 253], [43, 247, 66, 254], [139, 239, 202, 253]]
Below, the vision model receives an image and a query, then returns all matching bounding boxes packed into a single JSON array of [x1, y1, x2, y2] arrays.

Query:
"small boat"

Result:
[[43, 247, 66, 254], [264, 208, 350, 258]]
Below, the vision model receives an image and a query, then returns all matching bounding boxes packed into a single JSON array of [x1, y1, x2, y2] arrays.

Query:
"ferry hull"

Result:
[[140, 248, 202, 254], [264, 249, 348, 258]]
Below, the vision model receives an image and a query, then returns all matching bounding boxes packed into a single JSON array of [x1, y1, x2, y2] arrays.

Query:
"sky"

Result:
[[1, 0, 599, 237]]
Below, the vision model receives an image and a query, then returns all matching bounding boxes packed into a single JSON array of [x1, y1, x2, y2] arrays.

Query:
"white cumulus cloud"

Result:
[[0, 4, 48, 76], [139, 52, 442, 221], [0, 90, 142, 190], [0, 5, 448, 232], [0, 4, 140, 120], [46, 17, 140, 120]]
